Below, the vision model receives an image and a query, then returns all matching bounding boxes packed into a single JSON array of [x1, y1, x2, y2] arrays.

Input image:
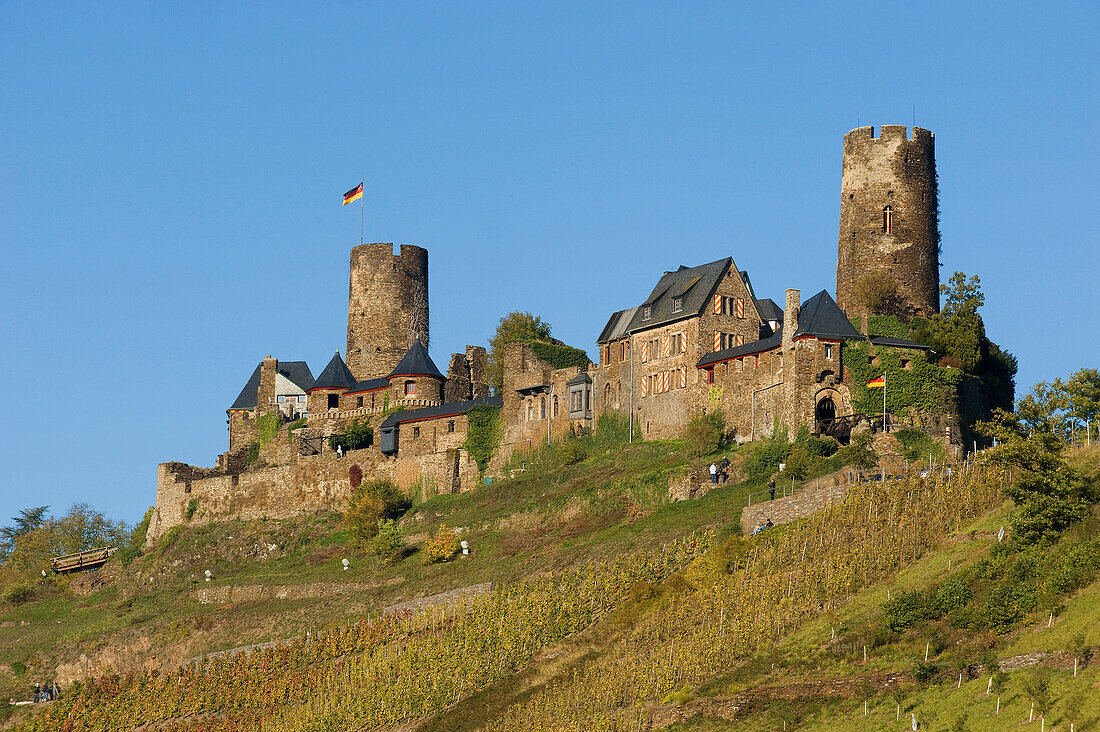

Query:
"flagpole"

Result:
[[883, 372, 887, 433], [360, 179, 364, 244]]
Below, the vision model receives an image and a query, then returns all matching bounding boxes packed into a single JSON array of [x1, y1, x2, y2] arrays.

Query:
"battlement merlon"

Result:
[[843, 125, 934, 144]]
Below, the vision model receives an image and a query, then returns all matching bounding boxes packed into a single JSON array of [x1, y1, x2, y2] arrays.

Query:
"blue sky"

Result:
[[2, 2, 1097, 525]]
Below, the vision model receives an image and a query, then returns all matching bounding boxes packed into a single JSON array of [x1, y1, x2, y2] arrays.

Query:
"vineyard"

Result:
[[9, 462, 1015, 731], [13, 535, 712, 731]]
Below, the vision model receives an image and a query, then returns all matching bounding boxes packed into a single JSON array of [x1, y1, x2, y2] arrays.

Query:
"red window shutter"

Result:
[[736, 334, 744, 347], [736, 298, 744, 318], [714, 294, 722, 314]]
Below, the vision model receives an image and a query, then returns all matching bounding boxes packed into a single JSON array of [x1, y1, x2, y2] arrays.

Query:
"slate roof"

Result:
[[869, 335, 933, 350], [308, 352, 357, 392], [696, 330, 784, 368], [387, 338, 444, 380], [229, 361, 314, 410], [755, 298, 784, 324], [379, 394, 503, 429], [347, 377, 390, 394], [597, 307, 640, 344], [624, 258, 733, 334], [567, 372, 592, 386], [791, 290, 863, 341]]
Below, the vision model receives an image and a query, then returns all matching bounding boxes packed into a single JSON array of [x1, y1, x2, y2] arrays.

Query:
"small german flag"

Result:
[[342, 182, 364, 206], [866, 375, 886, 388]]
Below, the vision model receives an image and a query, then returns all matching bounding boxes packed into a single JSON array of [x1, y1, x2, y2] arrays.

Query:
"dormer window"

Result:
[[642, 305, 652, 320], [672, 297, 683, 313]]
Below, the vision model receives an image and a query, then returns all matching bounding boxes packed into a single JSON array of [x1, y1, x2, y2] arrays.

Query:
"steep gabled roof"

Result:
[[755, 298, 784, 324], [792, 290, 863, 341], [229, 361, 314, 410], [308, 352, 357, 392], [597, 307, 640, 344], [387, 338, 444, 380], [625, 258, 733, 334], [379, 394, 503, 429]]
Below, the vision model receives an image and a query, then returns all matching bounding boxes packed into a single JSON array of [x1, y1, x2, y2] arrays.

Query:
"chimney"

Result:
[[860, 314, 869, 336], [257, 355, 278, 413], [782, 289, 800, 351]]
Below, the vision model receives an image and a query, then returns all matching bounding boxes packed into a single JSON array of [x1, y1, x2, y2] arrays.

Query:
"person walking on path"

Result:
[[768, 478, 776, 501]]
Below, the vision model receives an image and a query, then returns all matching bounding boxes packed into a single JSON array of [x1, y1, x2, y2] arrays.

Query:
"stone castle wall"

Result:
[[836, 126, 939, 320], [346, 243, 429, 381]]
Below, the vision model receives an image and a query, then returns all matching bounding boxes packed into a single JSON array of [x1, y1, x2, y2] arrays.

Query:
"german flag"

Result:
[[866, 375, 886, 388], [342, 182, 364, 206]]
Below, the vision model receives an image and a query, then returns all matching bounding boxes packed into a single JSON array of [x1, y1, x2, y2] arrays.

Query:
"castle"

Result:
[[145, 125, 945, 545]]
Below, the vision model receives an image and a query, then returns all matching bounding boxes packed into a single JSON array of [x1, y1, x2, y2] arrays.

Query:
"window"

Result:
[[672, 297, 683, 313], [405, 380, 416, 396], [447, 420, 455, 433], [356, 396, 363, 407], [883, 206, 893, 234], [824, 345, 833, 359], [540, 397, 546, 419], [705, 368, 714, 384], [642, 305, 652, 320], [584, 388, 589, 411], [604, 383, 612, 406], [413, 426, 420, 438], [277, 395, 286, 402], [901, 358, 911, 370], [327, 394, 339, 409], [553, 395, 559, 417], [527, 401, 533, 421]]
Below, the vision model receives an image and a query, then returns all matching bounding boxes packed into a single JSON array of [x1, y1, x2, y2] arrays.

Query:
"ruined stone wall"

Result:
[[346, 243, 429, 381], [444, 346, 490, 403], [228, 411, 258, 453], [836, 126, 939, 320], [146, 449, 396, 546]]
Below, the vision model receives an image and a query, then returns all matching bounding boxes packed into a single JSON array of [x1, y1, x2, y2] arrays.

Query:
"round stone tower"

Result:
[[836, 125, 939, 320], [346, 243, 429, 381]]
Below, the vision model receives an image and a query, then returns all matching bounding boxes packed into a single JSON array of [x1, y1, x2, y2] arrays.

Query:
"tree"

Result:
[[1063, 368, 1100, 426], [0, 506, 49, 564], [1015, 369, 1100, 439], [5, 504, 127, 573], [343, 479, 411, 549], [487, 311, 552, 393], [978, 409, 1096, 544], [910, 272, 987, 372]]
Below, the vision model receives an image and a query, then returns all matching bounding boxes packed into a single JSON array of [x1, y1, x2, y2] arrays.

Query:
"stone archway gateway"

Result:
[[816, 396, 837, 424]]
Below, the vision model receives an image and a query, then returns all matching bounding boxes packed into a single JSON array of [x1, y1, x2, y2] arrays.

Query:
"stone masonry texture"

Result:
[[836, 126, 939, 320], [346, 243, 429, 381]]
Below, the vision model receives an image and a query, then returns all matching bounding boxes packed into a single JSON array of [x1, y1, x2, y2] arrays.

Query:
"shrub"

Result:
[[371, 519, 404, 564], [2, 582, 35, 605], [286, 417, 307, 443], [743, 432, 790, 481], [835, 431, 878, 470], [883, 588, 933, 631], [893, 428, 945, 464], [185, 499, 199, 521], [245, 441, 261, 466], [117, 507, 154, 567], [349, 464, 363, 489], [330, 419, 373, 452], [344, 479, 411, 547], [422, 524, 459, 564], [911, 660, 940, 684], [560, 438, 587, 465], [682, 412, 725, 457], [853, 272, 902, 316]]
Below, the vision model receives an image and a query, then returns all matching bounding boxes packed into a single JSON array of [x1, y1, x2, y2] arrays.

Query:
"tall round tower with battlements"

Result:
[[836, 125, 939, 320], [346, 243, 429, 381]]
